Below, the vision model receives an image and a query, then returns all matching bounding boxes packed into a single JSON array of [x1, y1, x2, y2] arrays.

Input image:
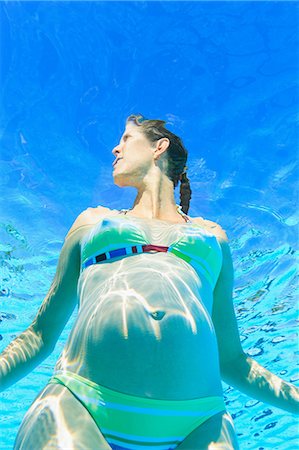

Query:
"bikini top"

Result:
[[80, 205, 223, 289]]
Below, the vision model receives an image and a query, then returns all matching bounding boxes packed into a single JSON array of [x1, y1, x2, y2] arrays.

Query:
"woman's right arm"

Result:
[[0, 208, 93, 392]]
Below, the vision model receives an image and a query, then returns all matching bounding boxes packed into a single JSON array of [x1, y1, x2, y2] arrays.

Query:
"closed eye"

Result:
[[123, 134, 131, 142]]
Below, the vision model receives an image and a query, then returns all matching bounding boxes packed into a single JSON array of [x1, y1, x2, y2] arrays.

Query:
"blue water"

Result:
[[0, 1, 298, 449]]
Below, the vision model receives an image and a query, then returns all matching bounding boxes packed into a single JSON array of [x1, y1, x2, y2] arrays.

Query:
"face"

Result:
[[111, 124, 158, 187]]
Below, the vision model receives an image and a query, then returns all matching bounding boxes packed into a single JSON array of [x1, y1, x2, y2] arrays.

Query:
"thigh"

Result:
[[14, 382, 112, 450], [177, 411, 239, 450]]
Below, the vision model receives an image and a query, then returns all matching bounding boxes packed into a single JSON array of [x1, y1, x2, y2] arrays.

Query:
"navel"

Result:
[[149, 310, 166, 321]]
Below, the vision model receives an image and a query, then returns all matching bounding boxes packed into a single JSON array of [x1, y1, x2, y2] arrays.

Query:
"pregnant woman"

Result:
[[1, 114, 298, 449]]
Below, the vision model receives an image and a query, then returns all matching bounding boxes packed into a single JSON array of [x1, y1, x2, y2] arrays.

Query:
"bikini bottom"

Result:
[[49, 370, 226, 450]]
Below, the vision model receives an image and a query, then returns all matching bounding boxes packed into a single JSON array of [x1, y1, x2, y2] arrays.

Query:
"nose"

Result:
[[112, 144, 121, 157]]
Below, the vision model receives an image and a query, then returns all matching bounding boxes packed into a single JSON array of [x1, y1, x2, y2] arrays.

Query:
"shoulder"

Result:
[[193, 217, 233, 273], [192, 217, 229, 243], [66, 205, 112, 239]]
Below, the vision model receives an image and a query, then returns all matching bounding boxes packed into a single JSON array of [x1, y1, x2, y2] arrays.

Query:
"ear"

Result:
[[154, 137, 170, 160]]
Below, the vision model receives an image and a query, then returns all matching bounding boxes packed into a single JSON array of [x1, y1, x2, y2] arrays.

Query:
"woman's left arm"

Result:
[[211, 226, 299, 415]]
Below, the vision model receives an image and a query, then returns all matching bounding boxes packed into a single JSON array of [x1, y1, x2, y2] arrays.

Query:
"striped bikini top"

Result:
[[80, 205, 223, 289]]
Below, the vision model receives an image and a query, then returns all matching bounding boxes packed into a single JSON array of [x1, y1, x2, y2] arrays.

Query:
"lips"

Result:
[[113, 157, 122, 167]]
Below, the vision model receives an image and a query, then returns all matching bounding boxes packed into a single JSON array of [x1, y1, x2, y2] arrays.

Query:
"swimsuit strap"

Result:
[[176, 204, 192, 223], [118, 204, 192, 223]]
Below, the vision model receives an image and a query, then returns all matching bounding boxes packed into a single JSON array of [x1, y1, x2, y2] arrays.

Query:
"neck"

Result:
[[131, 171, 179, 220]]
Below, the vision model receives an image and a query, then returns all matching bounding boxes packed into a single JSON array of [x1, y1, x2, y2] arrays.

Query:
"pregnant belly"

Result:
[[61, 288, 223, 399]]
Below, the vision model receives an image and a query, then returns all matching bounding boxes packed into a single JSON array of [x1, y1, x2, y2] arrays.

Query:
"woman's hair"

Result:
[[126, 114, 192, 214]]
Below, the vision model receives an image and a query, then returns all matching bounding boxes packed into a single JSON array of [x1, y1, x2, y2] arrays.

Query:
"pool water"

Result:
[[0, 1, 298, 449]]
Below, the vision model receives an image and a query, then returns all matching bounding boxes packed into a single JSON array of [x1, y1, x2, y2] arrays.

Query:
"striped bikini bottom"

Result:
[[49, 370, 226, 450]]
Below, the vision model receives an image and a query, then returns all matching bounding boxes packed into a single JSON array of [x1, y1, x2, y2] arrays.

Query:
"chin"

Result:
[[113, 178, 137, 189], [113, 168, 139, 188], [112, 173, 129, 188]]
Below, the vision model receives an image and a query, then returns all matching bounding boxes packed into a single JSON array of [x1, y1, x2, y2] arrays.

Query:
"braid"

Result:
[[179, 170, 192, 215], [126, 113, 192, 214], [167, 159, 192, 215]]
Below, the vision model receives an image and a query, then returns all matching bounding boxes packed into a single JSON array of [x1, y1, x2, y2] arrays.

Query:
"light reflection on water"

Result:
[[1, 1, 298, 447], [0, 212, 298, 449]]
